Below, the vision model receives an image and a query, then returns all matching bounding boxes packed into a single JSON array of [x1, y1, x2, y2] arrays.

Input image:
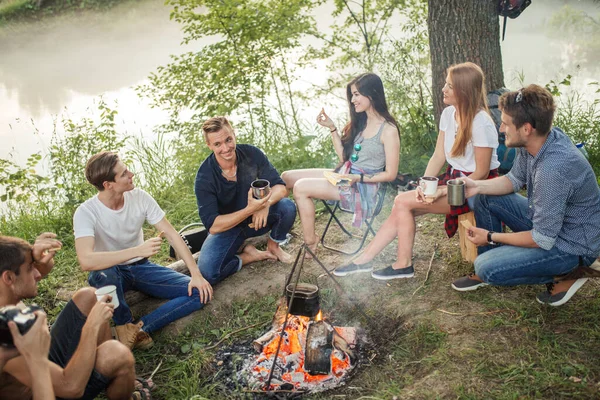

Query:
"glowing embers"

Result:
[[246, 309, 357, 393]]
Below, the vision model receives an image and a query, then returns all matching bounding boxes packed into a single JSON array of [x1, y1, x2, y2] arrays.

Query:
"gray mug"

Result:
[[251, 179, 270, 199], [447, 179, 465, 206]]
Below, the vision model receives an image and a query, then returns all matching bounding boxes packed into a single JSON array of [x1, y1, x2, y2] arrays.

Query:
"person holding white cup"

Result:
[[334, 62, 500, 280]]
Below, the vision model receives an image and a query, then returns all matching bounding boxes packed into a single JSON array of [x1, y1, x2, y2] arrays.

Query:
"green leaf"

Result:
[[180, 344, 191, 354]]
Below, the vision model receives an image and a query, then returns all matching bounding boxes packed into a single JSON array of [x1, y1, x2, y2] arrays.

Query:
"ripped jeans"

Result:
[[88, 259, 203, 333]]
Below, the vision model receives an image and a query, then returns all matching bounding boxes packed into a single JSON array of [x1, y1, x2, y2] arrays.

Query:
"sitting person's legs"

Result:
[[475, 245, 580, 286], [50, 288, 135, 400], [198, 198, 297, 285], [87, 266, 134, 329], [250, 198, 296, 263], [473, 193, 532, 254], [198, 226, 248, 285], [292, 176, 340, 251], [127, 260, 205, 333], [335, 190, 451, 278], [281, 168, 332, 190]]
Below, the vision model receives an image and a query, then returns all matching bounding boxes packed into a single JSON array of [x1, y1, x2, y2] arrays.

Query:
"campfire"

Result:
[[243, 283, 359, 393]]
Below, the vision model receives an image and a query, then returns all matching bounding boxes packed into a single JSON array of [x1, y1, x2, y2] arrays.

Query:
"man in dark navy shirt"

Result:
[[194, 117, 296, 285], [451, 85, 600, 306]]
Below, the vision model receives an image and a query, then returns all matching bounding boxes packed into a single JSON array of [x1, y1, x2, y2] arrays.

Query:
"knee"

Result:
[[473, 194, 488, 212], [88, 267, 119, 287], [197, 257, 223, 285], [281, 171, 293, 188], [95, 340, 135, 378], [392, 191, 413, 211], [72, 287, 98, 316], [292, 179, 311, 199], [474, 256, 494, 283], [278, 198, 297, 216]]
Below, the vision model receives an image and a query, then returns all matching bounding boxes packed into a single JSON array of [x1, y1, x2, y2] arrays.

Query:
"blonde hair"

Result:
[[447, 62, 489, 157], [202, 116, 234, 143]]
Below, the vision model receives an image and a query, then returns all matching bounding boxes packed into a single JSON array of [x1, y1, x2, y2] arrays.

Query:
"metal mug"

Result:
[[251, 179, 271, 199], [447, 179, 466, 206]]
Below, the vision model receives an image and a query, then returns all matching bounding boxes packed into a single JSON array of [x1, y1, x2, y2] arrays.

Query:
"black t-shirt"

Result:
[[194, 144, 285, 232]]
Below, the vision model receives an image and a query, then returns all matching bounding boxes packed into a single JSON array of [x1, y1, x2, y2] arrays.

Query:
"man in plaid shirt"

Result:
[[452, 84, 600, 306]]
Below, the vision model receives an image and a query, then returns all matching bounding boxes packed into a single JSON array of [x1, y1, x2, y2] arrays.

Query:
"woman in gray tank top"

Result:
[[282, 73, 400, 256]]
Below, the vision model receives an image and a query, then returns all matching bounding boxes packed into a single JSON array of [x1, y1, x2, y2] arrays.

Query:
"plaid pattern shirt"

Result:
[[337, 161, 381, 228], [441, 165, 499, 238]]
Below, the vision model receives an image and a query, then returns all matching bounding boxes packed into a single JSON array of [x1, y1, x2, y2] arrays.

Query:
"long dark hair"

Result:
[[341, 73, 399, 162]]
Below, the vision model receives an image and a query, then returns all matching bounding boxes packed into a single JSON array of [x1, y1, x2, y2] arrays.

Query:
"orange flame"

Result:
[[314, 310, 323, 321], [253, 315, 353, 389]]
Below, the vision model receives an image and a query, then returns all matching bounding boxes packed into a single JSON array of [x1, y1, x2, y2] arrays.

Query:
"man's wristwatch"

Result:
[[487, 231, 496, 245], [360, 173, 364, 183]]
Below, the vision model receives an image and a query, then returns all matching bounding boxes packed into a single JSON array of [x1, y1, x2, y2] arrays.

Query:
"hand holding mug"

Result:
[[458, 177, 479, 198], [247, 188, 272, 213], [416, 176, 439, 204]]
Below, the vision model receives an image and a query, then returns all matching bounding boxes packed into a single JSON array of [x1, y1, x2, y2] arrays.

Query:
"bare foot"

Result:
[[302, 240, 318, 259], [239, 244, 277, 267], [267, 239, 294, 264]]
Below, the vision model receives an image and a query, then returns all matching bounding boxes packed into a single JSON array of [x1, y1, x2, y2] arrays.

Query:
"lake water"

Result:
[[0, 0, 598, 167]]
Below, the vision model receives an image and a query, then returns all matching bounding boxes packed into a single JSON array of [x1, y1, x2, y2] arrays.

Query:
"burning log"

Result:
[[305, 321, 333, 375], [253, 330, 276, 353], [332, 328, 357, 365]]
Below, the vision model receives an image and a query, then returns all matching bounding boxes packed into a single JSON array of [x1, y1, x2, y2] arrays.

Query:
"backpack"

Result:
[[488, 88, 516, 174], [498, 0, 532, 40]]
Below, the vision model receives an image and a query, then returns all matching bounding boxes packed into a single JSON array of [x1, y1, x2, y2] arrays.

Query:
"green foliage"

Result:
[[546, 5, 600, 71], [0, 153, 48, 204], [49, 99, 127, 210], [547, 78, 600, 180], [380, 0, 435, 173]]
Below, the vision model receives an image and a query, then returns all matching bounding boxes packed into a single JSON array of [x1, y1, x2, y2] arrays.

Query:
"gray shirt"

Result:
[[351, 122, 387, 172], [507, 127, 600, 256]]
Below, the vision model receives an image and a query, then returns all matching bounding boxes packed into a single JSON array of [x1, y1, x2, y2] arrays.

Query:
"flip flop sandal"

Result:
[[130, 388, 151, 400], [134, 377, 156, 392]]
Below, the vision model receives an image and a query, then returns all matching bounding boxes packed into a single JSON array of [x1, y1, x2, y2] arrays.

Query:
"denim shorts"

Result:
[[49, 300, 111, 400]]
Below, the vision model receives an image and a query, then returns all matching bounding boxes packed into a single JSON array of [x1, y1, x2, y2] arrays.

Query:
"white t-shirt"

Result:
[[439, 105, 500, 172], [73, 188, 165, 264]]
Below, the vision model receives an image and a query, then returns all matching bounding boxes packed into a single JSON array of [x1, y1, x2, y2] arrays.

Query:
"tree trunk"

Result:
[[428, 0, 505, 123]]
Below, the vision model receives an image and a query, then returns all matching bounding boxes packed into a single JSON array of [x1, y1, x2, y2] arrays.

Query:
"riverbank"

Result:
[[0, 0, 138, 24]]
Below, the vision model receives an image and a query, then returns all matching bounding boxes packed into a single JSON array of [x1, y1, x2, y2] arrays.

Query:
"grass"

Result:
[[4, 189, 600, 398]]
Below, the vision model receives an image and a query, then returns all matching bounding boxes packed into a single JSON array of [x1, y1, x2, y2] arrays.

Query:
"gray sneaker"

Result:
[[371, 265, 414, 280], [333, 261, 373, 277], [451, 273, 489, 291], [536, 278, 589, 306]]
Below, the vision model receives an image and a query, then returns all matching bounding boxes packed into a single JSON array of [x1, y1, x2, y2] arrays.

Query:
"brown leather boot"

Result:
[[115, 321, 153, 350]]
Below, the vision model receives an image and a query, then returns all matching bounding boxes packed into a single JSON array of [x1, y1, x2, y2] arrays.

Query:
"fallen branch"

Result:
[[203, 320, 269, 351], [436, 309, 505, 317], [149, 359, 163, 381], [412, 243, 438, 296]]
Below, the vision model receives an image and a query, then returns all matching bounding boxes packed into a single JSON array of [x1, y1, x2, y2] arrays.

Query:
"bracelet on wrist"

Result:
[[487, 231, 497, 245], [330, 127, 337, 133]]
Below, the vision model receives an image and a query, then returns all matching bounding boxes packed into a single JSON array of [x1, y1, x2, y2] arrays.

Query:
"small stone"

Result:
[[217, 360, 224, 366]]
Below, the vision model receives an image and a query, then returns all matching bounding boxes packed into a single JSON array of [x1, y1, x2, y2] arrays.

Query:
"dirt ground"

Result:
[[131, 195, 600, 398]]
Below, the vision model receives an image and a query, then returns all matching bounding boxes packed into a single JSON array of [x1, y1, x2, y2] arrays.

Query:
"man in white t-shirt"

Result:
[[74, 151, 213, 350]]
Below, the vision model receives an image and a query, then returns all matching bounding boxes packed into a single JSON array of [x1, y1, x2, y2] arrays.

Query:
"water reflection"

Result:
[[0, 0, 598, 164], [0, 0, 194, 117]]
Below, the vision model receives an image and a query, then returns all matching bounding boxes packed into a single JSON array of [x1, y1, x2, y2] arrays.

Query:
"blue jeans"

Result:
[[473, 193, 595, 285], [198, 198, 296, 285], [88, 259, 203, 333]]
